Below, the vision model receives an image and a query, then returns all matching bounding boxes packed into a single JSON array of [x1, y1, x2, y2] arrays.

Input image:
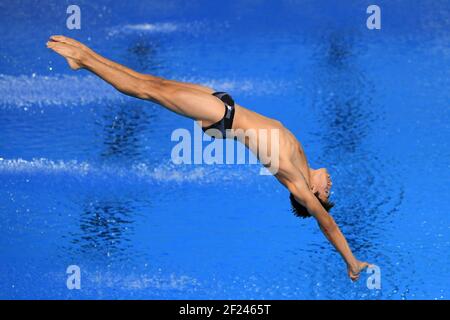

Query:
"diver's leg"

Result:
[[49, 35, 215, 94], [47, 39, 225, 126]]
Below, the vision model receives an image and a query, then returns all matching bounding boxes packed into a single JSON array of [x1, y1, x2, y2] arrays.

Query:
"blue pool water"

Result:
[[0, 0, 449, 299]]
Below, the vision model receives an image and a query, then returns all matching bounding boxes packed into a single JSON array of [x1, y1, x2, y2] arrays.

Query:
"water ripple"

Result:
[[0, 73, 292, 108], [0, 157, 261, 184]]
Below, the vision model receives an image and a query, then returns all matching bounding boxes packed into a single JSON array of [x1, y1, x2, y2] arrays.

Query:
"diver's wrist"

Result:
[[346, 258, 359, 272]]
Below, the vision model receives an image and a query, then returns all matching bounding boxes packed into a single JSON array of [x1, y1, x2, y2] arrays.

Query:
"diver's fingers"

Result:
[[350, 274, 360, 282]]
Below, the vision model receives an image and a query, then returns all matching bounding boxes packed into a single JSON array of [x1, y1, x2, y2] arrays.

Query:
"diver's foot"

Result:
[[50, 35, 94, 56], [46, 40, 85, 70]]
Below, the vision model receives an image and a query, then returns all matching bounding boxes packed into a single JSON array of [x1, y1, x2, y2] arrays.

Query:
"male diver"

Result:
[[47, 35, 371, 281]]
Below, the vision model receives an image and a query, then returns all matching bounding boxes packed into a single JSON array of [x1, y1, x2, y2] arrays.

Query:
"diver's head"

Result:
[[289, 168, 334, 218], [310, 168, 332, 202]]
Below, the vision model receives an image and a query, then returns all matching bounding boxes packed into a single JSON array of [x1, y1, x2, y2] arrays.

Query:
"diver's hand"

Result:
[[347, 260, 371, 282]]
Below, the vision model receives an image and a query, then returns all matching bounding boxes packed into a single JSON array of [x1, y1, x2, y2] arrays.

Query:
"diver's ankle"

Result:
[[78, 52, 93, 69]]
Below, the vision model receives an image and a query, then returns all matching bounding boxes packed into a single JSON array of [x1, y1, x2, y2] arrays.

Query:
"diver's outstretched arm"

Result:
[[287, 179, 371, 281]]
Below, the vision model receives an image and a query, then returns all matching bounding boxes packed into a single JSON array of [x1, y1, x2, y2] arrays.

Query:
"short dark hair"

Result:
[[289, 192, 335, 218]]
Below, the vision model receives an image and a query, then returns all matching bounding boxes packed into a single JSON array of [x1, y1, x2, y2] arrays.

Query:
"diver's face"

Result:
[[311, 168, 332, 202]]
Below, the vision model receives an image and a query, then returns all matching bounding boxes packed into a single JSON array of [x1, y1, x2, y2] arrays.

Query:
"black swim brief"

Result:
[[201, 91, 235, 138]]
